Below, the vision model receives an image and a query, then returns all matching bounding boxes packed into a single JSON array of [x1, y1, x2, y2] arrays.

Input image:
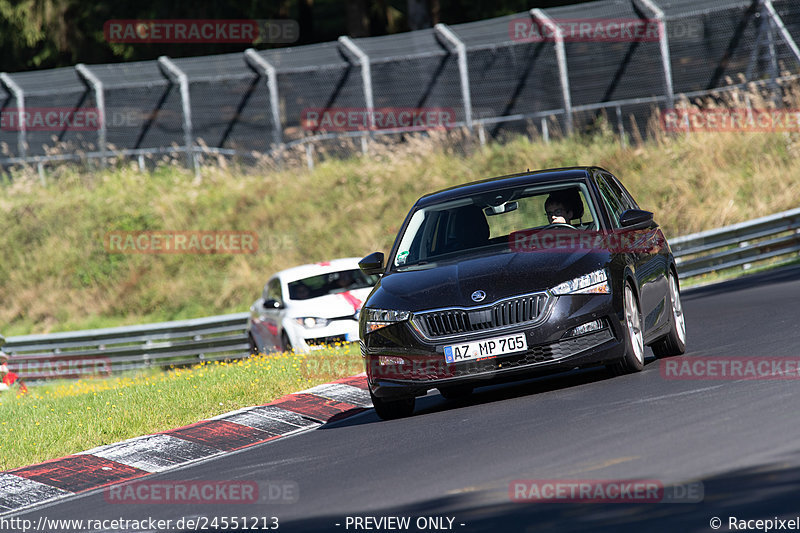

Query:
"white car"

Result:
[[247, 258, 379, 354]]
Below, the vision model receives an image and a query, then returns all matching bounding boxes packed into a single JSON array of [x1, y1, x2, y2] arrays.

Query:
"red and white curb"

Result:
[[0, 374, 371, 515]]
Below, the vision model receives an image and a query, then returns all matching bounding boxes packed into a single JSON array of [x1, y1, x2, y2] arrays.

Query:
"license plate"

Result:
[[443, 333, 528, 363]]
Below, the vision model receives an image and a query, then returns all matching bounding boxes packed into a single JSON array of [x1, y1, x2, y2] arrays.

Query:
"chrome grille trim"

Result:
[[411, 291, 552, 341]]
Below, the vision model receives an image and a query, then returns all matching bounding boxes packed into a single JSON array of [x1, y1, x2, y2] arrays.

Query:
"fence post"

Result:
[[75, 64, 107, 169], [435, 23, 473, 132], [244, 49, 283, 150], [764, 4, 780, 104], [763, 0, 800, 64], [0, 73, 27, 159], [530, 9, 573, 135], [638, 0, 675, 110], [616, 105, 626, 146], [339, 36, 374, 149], [157, 56, 196, 173]]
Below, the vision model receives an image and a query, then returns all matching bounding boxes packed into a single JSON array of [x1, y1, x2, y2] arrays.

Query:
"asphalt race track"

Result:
[[10, 264, 800, 533]]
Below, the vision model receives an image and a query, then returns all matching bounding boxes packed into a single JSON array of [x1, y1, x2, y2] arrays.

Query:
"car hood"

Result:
[[367, 249, 610, 312], [287, 287, 372, 318]]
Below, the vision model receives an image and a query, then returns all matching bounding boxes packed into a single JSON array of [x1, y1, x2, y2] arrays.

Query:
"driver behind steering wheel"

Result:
[[545, 188, 584, 226]]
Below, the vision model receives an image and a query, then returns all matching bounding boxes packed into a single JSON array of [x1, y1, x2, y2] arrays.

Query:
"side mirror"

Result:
[[263, 299, 282, 309], [359, 252, 385, 275], [619, 209, 654, 228]]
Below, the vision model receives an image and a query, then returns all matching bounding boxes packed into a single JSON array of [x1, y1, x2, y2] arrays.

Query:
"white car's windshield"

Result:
[[393, 182, 598, 269], [287, 269, 379, 301]]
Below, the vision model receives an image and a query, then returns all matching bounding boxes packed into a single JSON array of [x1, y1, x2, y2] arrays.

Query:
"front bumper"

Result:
[[290, 318, 360, 352], [362, 293, 626, 399]]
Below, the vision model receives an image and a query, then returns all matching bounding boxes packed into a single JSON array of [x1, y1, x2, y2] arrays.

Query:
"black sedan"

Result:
[[358, 166, 686, 419]]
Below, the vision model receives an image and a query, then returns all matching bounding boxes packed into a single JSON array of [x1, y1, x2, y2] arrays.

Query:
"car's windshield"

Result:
[[393, 181, 598, 269], [287, 269, 378, 301]]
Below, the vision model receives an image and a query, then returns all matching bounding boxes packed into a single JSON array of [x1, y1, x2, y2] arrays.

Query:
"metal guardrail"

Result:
[[670, 207, 800, 279], [3, 208, 800, 382], [2, 313, 250, 383]]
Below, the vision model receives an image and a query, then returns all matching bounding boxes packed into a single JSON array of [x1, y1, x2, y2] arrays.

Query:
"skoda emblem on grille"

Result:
[[471, 290, 487, 302]]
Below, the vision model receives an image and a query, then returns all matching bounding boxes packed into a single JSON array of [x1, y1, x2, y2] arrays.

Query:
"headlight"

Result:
[[551, 269, 610, 295], [294, 317, 330, 328], [364, 308, 411, 332]]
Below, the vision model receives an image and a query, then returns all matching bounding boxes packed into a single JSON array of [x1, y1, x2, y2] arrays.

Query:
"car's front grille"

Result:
[[412, 292, 550, 339]]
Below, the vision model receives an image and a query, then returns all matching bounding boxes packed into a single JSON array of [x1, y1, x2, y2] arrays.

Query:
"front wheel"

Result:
[[248, 333, 259, 356], [651, 271, 687, 358], [281, 332, 293, 353], [370, 390, 415, 420], [608, 283, 645, 376]]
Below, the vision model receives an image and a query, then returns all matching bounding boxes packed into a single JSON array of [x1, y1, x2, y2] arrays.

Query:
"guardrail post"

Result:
[[75, 64, 107, 169], [0, 73, 27, 159], [339, 36, 374, 152], [305, 142, 314, 170], [530, 9, 573, 135], [158, 56, 197, 173], [435, 23, 473, 132], [638, 0, 675, 111], [244, 49, 284, 151]]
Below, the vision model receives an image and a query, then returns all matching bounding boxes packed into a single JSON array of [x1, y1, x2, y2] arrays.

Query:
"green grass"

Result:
[[0, 345, 364, 471]]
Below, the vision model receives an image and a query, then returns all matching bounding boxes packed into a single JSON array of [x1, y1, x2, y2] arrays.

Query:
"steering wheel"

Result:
[[542, 222, 578, 230]]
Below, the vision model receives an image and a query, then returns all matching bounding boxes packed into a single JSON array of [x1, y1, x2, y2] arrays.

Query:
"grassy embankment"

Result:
[[2, 125, 799, 336]]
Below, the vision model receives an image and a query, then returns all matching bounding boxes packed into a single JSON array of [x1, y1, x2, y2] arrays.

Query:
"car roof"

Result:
[[415, 166, 603, 208], [274, 257, 363, 283]]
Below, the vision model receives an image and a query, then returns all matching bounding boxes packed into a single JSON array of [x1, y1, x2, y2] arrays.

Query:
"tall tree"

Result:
[[407, 0, 431, 30], [346, 0, 369, 37]]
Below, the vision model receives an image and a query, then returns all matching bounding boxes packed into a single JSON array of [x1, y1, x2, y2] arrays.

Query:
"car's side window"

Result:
[[603, 172, 639, 211], [595, 174, 626, 227]]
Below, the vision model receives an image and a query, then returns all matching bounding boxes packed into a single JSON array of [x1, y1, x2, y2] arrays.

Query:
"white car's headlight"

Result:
[[364, 308, 411, 332], [551, 269, 610, 295], [294, 317, 331, 328]]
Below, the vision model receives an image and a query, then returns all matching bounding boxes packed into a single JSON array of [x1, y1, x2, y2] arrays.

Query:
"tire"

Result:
[[651, 271, 687, 358], [280, 332, 294, 353], [438, 384, 474, 400], [248, 333, 259, 356], [370, 389, 415, 420], [607, 283, 645, 376]]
